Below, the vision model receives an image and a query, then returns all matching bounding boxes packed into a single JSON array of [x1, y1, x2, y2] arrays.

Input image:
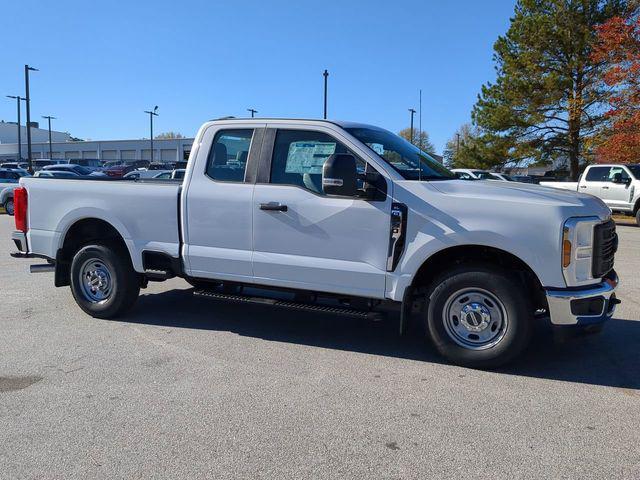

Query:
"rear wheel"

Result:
[[70, 243, 139, 319], [4, 199, 14, 216], [425, 265, 533, 368]]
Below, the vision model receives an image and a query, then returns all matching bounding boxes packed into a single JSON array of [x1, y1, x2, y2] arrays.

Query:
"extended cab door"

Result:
[[251, 125, 392, 299], [182, 123, 265, 281], [581, 166, 610, 198]]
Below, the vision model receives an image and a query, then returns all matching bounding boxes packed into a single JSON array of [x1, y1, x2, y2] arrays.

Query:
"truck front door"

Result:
[[251, 126, 392, 299], [603, 166, 633, 210]]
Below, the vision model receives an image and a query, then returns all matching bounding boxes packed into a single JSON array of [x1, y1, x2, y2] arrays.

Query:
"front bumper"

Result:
[[545, 271, 619, 326]]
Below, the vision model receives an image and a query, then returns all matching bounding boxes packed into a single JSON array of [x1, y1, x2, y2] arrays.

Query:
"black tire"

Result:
[[4, 199, 14, 216], [70, 243, 140, 319], [635, 208, 640, 227], [425, 265, 533, 369]]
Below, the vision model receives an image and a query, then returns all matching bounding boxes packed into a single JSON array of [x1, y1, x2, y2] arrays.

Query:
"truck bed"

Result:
[[539, 181, 578, 191], [22, 177, 181, 273]]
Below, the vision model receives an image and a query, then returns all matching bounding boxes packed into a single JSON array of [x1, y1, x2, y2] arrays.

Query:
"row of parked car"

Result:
[[0, 160, 186, 215], [451, 168, 546, 183]]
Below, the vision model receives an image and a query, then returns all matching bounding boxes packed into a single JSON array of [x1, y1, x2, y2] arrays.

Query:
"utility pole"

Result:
[[456, 133, 461, 153], [42, 115, 56, 160], [24, 65, 38, 173], [6, 95, 25, 162], [323, 69, 329, 119], [247, 108, 258, 118], [144, 106, 159, 162], [418, 89, 423, 152], [408, 108, 416, 145]]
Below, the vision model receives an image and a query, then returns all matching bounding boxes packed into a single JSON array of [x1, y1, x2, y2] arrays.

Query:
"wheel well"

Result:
[[55, 218, 129, 287], [634, 198, 640, 215], [410, 245, 546, 309]]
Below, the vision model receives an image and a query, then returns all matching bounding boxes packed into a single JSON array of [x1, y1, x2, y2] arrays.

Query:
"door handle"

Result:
[[580, 185, 587, 188], [602, 186, 609, 189], [259, 202, 288, 212]]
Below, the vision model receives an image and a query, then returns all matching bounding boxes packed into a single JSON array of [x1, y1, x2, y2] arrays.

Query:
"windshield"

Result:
[[345, 127, 455, 180], [627, 165, 640, 179]]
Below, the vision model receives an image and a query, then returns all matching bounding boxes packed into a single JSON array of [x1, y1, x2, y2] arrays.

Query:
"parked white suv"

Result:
[[541, 164, 640, 225], [10, 119, 619, 368]]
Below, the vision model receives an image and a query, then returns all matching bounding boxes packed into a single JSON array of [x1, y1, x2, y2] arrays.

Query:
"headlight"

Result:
[[562, 216, 603, 286]]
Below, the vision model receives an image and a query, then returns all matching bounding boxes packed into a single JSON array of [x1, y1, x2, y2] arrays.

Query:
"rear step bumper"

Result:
[[10, 230, 28, 257], [193, 288, 385, 320]]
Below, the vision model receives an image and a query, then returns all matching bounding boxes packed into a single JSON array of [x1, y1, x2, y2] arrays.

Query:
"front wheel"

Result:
[[70, 243, 140, 319], [635, 208, 640, 227], [4, 199, 14, 216], [425, 265, 533, 369]]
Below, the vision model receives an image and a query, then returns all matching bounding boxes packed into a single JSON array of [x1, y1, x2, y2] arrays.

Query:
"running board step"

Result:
[[144, 269, 174, 280], [193, 289, 383, 320]]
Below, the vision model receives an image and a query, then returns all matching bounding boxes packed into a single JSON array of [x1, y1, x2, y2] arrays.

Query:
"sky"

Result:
[[0, 0, 516, 153]]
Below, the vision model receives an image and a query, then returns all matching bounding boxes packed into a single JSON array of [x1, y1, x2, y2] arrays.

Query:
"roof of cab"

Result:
[[204, 117, 386, 132]]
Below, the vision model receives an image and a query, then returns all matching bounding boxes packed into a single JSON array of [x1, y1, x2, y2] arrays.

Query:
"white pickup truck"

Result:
[[10, 119, 619, 368], [540, 164, 640, 225]]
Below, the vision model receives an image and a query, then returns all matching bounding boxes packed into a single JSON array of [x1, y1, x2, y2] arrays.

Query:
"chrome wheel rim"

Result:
[[442, 288, 508, 350], [6, 200, 14, 216], [79, 258, 114, 303]]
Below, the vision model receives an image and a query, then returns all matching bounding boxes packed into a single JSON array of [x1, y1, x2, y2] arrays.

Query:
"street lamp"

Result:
[[144, 106, 159, 162], [6, 95, 26, 162], [247, 108, 258, 118], [24, 64, 38, 174], [323, 69, 329, 119], [42, 115, 56, 160], [408, 108, 416, 145]]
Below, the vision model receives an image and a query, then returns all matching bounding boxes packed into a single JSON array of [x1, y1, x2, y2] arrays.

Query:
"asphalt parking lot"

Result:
[[0, 215, 639, 479]]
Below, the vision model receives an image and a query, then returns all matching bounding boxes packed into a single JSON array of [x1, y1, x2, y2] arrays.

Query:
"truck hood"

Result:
[[418, 179, 610, 216]]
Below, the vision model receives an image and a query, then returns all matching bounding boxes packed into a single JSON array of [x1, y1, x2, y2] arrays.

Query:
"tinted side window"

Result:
[[206, 129, 253, 182], [270, 130, 365, 194], [586, 166, 611, 182]]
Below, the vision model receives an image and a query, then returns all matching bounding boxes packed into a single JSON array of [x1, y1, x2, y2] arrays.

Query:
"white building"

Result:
[[0, 119, 193, 164], [0, 135, 193, 165], [0, 120, 71, 145]]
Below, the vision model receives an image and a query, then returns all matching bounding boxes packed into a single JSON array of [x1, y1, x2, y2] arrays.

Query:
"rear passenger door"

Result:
[[251, 125, 392, 299], [183, 123, 264, 281], [581, 166, 610, 198]]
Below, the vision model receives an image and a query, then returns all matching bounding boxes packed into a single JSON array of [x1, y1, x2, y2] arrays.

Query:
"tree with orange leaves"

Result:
[[593, 14, 640, 163]]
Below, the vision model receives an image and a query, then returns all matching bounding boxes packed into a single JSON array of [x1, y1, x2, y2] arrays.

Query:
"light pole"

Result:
[[144, 106, 159, 162], [24, 65, 38, 174], [323, 69, 329, 119], [408, 108, 416, 145], [6, 95, 25, 162], [247, 108, 258, 118], [42, 115, 56, 160], [456, 133, 461, 153]]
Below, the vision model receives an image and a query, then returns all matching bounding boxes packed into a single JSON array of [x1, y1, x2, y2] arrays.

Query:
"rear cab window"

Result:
[[585, 166, 611, 182], [205, 129, 254, 182]]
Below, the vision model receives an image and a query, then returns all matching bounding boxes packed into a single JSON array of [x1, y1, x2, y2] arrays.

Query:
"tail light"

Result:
[[14, 187, 28, 233]]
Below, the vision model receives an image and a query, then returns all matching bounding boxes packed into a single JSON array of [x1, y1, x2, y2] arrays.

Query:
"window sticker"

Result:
[[285, 141, 336, 174]]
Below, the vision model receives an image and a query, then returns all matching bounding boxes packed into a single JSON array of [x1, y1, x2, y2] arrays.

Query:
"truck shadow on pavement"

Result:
[[126, 288, 640, 391]]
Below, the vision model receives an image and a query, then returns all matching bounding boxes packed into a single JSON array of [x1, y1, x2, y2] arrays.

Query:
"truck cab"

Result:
[[580, 164, 640, 222], [10, 119, 620, 368]]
